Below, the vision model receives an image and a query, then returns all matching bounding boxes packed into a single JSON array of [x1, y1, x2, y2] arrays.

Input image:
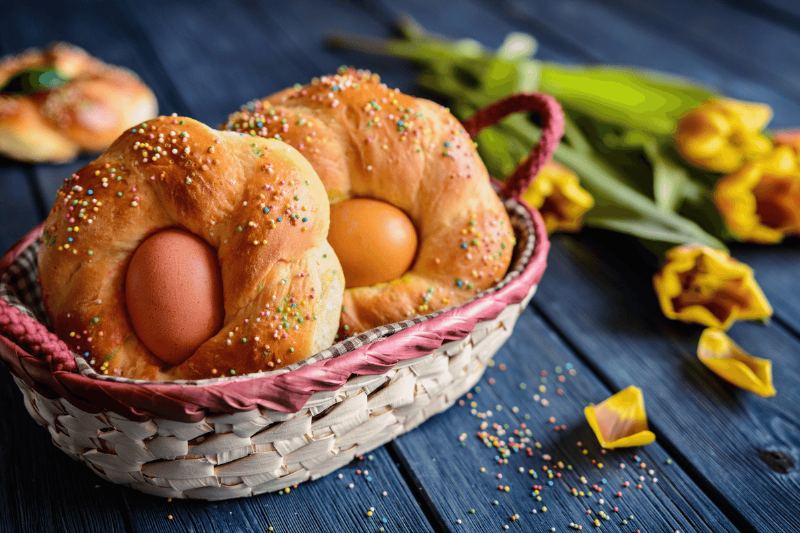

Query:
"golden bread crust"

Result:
[[0, 42, 158, 162], [223, 68, 514, 335], [38, 115, 344, 380]]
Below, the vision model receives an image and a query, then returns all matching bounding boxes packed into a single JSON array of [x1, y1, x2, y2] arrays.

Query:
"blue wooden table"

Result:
[[2, 1, 799, 532]]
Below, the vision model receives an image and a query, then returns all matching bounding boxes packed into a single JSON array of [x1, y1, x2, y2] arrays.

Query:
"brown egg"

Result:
[[328, 198, 418, 288], [125, 228, 224, 365]]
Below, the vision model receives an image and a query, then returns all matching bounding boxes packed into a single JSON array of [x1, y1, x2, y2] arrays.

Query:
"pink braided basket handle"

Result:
[[462, 92, 564, 200], [0, 93, 563, 422]]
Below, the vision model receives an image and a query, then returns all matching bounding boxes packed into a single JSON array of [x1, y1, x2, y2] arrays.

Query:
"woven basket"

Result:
[[0, 93, 563, 500]]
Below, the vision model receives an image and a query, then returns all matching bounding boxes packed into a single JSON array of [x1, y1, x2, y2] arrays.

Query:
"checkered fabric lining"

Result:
[[0, 196, 534, 384]]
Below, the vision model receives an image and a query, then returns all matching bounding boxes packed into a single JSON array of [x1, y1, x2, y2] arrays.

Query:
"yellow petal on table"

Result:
[[584, 386, 656, 449], [697, 328, 776, 397]]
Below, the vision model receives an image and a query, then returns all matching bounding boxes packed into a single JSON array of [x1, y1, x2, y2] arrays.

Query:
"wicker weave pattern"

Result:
[[12, 284, 536, 500]]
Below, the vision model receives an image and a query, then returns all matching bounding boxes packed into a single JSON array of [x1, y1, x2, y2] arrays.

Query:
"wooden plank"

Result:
[[0, 165, 42, 254], [531, 232, 800, 533], [390, 306, 739, 532], [472, 0, 800, 129], [726, 244, 800, 338], [234, 0, 429, 90], [0, 34, 44, 245], [720, 0, 800, 33], [117, 0, 315, 125], [0, 369, 130, 533], [591, 0, 800, 117]]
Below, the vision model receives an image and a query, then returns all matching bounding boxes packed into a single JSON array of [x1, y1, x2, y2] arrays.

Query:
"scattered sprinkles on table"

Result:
[[452, 360, 679, 531]]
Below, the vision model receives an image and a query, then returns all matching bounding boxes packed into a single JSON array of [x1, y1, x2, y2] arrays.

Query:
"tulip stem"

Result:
[[328, 18, 729, 253], [416, 76, 728, 251]]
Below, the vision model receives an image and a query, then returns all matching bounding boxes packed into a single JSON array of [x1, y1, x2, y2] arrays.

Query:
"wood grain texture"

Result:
[[705, 0, 800, 49], [592, 0, 800, 120], [0, 164, 41, 254], [0, 369, 130, 533], [534, 232, 800, 533], [479, 0, 800, 129], [391, 306, 739, 532], [728, 243, 800, 336], [119, 0, 314, 124], [2, 0, 800, 531]]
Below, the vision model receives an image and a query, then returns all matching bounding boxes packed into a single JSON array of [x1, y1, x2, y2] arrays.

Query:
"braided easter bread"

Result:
[[0, 42, 158, 163], [37, 115, 344, 380], [223, 68, 521, 335]]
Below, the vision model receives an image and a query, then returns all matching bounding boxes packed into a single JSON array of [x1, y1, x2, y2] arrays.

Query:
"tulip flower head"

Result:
[[676, 98, 772, 173], [522, 160, 594, 233], [653, 244, 772, 330], [714, 145, 800, 243]]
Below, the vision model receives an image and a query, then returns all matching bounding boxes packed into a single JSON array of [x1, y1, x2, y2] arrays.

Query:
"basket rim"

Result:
[[0, 198, 549, 422]]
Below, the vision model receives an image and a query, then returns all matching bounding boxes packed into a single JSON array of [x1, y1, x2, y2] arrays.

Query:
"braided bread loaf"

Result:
[[38, 115, 344, 380], [0, 42, 157, 163], [223, 68, 515, 335]]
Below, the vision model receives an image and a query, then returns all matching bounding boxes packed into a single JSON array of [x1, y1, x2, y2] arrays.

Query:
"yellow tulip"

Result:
[[522, 160, 594, 233], [714, 145, 800, 243], [653, 244, 772, 330], [585, 386, 655, 449], [675, 98, 772, 173], [697, 328, 776, 397]]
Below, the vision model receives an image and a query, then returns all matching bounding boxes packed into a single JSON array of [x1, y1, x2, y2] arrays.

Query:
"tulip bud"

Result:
[[676, 98, 772, 173], [521, 160, 594, 233]]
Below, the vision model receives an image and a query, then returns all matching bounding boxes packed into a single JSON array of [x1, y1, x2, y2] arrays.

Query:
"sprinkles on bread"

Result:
[[223, 68, 515, 335], [37, 115, 344, 380]]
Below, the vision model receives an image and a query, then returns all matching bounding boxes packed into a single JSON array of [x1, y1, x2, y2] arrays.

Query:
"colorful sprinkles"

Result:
[[223, 68, 515, 327], [443, 360, 679, 531], [42, 114, 328, 377]]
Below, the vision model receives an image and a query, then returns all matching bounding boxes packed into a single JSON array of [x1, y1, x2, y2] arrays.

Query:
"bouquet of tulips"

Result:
[[331, 18, 788, 407]]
